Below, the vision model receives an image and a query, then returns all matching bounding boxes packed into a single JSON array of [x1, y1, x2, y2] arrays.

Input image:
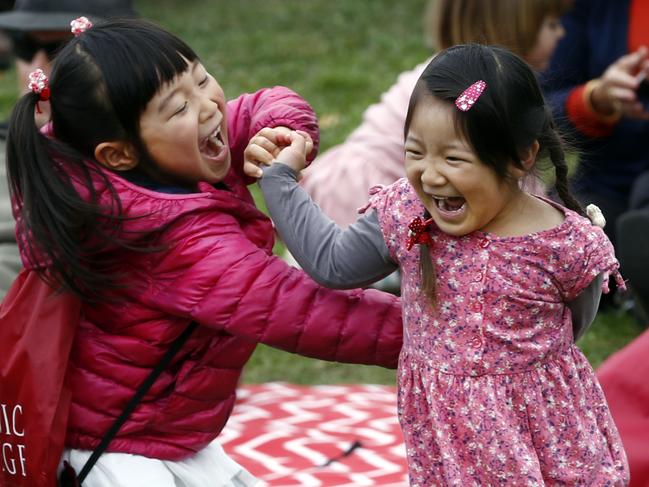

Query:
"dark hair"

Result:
[[404, 44, 583, 306], [7, 19, 198, 300]]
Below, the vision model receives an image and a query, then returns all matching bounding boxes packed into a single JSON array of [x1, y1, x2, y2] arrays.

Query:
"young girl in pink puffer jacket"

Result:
[[4, 19, 402, 487]]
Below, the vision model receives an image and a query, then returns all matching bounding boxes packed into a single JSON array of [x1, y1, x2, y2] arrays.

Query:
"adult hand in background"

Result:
[[590, 46, 649, 120]]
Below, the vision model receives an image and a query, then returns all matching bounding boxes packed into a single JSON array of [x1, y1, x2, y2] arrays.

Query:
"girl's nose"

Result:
[[421, 161, 446, 187], [199, 95, 219, 124]]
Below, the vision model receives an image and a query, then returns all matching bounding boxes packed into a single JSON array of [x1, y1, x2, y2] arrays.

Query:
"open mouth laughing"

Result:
[[432, 195, 467, 219], [199, 124, 226, 160]]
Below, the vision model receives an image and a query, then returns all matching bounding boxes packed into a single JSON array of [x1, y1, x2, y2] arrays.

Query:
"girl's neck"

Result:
[[120, 169, 196, 194], [480, 191, 565, 238]]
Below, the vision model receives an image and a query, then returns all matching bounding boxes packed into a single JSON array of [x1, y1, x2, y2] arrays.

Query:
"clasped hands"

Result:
[[243, 126, 313, 179]]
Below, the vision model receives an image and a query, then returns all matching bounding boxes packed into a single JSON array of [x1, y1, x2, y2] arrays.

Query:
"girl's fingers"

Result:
[[251, 136, 279, 155], [243, 144, 276, 178], [245, 144, 275, 165], [256, 126, 292, 146], [288, 131, 307, 154], [277, 133, 293, 146], [242, 161, 263, 178], [294, 130, 314, 154]]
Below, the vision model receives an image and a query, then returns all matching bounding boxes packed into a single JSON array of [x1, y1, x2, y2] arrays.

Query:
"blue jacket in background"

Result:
[[541, 0, 649, 200]]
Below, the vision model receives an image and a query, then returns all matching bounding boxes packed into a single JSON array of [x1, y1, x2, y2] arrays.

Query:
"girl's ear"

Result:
[[94, 141, 139, 171], [509, 140, 540, 179]]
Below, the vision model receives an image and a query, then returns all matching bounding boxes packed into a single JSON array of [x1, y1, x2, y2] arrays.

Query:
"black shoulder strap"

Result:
[[75, 321, 198, 484]]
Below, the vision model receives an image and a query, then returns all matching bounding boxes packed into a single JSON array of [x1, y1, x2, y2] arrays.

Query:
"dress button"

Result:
[[470, 301, 482, 313], [479, 238, 490, 248], [469, 336, 483, 348]]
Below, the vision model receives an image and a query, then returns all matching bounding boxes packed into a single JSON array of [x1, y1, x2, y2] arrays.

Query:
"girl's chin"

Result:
[[429, 211, 473, 237], [206, 154, 231, 179]]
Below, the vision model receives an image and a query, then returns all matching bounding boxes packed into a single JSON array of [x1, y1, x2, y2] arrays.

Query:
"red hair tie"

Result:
[[406, 216, 434, 250], [71, 16, 93, 36], [28, 69, 50, 114]]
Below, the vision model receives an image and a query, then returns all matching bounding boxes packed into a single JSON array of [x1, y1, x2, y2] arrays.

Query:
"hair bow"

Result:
[[71, 16, 93, 36], [586, 204, 606, 228], [406, 216, 434, 250], [28, 68, 50, 101]]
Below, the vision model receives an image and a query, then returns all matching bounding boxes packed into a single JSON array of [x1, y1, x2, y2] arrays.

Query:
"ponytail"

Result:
[[6, 93, 130, 301]]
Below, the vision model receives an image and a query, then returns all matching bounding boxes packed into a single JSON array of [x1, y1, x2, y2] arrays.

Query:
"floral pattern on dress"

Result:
[[366, 178, 629, 486]]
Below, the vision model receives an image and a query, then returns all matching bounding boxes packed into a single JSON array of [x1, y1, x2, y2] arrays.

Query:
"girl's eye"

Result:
[[446, 156, 465, 163], [173, 102, 188, 116], [199, 75, 209, 86], [405, 148, 422, 157]]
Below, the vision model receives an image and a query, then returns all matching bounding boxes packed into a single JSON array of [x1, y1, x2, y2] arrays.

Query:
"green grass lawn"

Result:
[[0, 0, 643, 384]]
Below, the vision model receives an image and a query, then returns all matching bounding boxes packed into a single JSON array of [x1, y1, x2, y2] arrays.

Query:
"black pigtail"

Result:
[[7, 93, 128, 300], [418, 210, 438, 307], [539, 116, 585, 216]]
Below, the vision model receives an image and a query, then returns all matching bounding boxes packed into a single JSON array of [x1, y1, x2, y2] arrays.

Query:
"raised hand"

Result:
[[590, 46, 649, 120], [274, 130, 313, 174], [243, 126, 293, 178]]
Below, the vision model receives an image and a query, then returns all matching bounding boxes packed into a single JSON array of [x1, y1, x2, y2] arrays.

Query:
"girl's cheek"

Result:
[[405, 159, 425, 178]]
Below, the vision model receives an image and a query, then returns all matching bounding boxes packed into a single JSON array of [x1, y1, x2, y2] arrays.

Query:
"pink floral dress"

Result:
[[366, 178, 629, 486]]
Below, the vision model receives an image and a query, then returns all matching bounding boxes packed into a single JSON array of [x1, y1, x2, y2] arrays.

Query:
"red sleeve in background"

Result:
[[566, 84, 617, 138], [628, 0, 649, 53]]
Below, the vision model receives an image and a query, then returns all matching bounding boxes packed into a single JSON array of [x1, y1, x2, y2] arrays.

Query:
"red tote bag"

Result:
[[0, 270, 80, 487]]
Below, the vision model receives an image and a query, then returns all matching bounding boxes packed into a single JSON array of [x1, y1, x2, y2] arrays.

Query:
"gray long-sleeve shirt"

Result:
[[259, 163, 601, 340]]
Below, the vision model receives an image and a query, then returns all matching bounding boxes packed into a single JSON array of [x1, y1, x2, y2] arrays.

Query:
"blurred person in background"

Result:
[[541, 0, 649, 314], [301, 0, 572, 230], [299, 0, 571, 294], [0, 0, 137, 135], [540, 4, 649, 483], [0, 1, 14, 73]]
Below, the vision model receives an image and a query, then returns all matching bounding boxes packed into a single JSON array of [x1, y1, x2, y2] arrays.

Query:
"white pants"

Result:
[[59, 438, 259, 487]]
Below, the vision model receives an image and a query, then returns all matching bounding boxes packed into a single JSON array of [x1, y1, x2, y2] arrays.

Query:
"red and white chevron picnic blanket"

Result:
[[220, 383, 408, 486]]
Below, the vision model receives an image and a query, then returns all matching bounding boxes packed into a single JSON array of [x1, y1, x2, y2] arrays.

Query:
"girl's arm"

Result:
[[260, 162, 397, 288], [141, 212, 402, 369], [300, 61, 428, 228], [568, 274, 603, 341], [226, 86, 319, 184]]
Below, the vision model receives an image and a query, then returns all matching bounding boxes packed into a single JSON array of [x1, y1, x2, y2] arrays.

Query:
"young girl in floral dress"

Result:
[[252, 44, 629, 485]]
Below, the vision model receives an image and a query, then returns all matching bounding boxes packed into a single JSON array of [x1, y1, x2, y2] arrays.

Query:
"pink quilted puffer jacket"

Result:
[[16, 87, 403, 460]]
